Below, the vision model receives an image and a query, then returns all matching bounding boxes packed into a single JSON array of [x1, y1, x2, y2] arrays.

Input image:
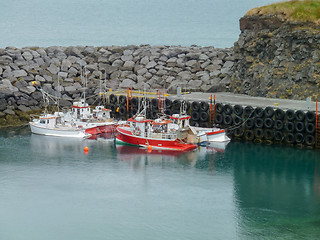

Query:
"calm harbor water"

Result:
[[0, 0, 280, 48], [0, 127, 320, 240]]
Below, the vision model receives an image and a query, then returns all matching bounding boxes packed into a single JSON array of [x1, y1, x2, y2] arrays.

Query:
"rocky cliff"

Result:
[[231, 13, 320, 100]]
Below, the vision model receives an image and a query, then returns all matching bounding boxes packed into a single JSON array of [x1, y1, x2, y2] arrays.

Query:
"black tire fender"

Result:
[[200, 101, 209, 112], [264, 107, 274, 118], [234, 105, 243, 116], [215, 103, 223, 113], [275, 109, 284, 120]]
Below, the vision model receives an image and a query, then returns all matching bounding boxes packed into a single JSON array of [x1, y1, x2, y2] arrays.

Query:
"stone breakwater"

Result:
[[0, 45, 234, 126]]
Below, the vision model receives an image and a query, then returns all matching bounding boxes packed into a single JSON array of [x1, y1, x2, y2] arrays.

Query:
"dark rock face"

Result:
[[231, 15, 320, 100]]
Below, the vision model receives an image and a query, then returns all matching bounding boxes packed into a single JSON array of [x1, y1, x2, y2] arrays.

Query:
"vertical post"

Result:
[[316, 100, 318, 148], [127, 87, 129, 112], [209, 94, 213, 125], [213, 94, 216, 125], [158, 90, 161, 115]]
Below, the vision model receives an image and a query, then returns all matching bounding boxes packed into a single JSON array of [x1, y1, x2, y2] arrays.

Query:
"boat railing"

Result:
[[150, 132, 177, 140]]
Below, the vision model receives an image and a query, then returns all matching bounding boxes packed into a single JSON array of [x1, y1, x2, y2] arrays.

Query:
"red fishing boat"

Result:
[[116, 114, 197, 152]]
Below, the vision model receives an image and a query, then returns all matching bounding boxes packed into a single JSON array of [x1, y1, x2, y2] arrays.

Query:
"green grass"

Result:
[[246, 0, 320, 23]]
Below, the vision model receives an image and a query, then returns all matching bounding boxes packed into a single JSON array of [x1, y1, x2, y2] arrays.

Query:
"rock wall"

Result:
[[0, 45, 234, 126], [231, 14, 320, 100]]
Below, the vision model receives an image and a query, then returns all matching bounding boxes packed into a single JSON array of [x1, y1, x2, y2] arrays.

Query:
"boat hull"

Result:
[[194, 127, 231, 145], [116, 127, 197, 152], [29, 122, 89, 138], [85, 123, 116, 135]]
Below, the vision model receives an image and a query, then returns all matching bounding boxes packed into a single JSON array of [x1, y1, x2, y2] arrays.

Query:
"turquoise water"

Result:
[[1, 127, 320, 240], [0, 0, 279, 48]]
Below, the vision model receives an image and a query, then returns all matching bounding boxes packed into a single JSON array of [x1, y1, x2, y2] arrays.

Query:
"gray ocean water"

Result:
[[0, 0, 279, 48], [1, 128, 320, 240]]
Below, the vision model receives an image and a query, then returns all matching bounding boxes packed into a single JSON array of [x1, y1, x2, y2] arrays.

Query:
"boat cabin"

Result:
[[92, 106, 111, 120], [34, 114, 58, 128], [72, 99, 91, 119], [170, 114, 191, 129], [128, 116, 152, 137]]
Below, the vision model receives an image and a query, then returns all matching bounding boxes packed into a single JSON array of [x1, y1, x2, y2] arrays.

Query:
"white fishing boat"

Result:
[[29, 112, 91, 138], [170, 112, 230, 146], [190, 126, 231, 146], [63, 99, 116, 135]]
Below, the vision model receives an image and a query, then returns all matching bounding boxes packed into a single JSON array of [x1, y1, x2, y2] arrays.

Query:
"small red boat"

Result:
[[116, 115, 197, 152]]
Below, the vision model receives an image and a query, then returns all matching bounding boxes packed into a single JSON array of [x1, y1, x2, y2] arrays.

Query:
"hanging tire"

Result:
[[264, 118, 274, 129], [306, 111, 316, 123], [165, 98, 172, 108], [214, 113, 223, 124], [286, 109, 295, 121], [233, 115, 242, 125], [305, 135, 315, 146], [275, 120, 284, 130], [244, 106, 254, 117], [275, 109, 284, 120], [224, 104, 233, 115], [264, 129, 274, 140], [200, 101, 209, 112], [254, 118, 264, 128], [234, 127, 243, 138], [165, 108, 172, 116], [234, 105, 243, 116], [285, 122, 295, 132], [191, 101, 200, 112], [254, 107, 264, 118], [264, 107, 274, 118], [306, 122, 315, 134], [295, 121, 305, 133], [190, 120, 199, 127], [295, 110, 305, 122], [172, 99, 181, 110], [151, 98, 159, 109], [119, 95, 127, 104], [254, 128, 264, 139], [200, 111, 209, 122], [119, 105, 127, 116], [294, 133, 304, 144], [200, 122, 209, 128], [285, 133, 294, 144], [109, 104, 117, 113], [274, 131, 284, 142], [215, 103, 223, 113], [131, 106, 139, 115], [109, 94, 117, 104], [131, 97, 139, 107], [245, 118, 254, 129], [191, 111, 200, 121], [223, 115, 233, 125], [244, 130, 254, 141]]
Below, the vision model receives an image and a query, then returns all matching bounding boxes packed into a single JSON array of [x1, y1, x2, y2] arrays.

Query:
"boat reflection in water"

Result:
[[30, 132, 116, 156], [116, 145, 198, 168], [116, 140, 230, 170]]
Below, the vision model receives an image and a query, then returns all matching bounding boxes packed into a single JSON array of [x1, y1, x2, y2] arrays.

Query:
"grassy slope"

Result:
[[246, 0, 320, 23]]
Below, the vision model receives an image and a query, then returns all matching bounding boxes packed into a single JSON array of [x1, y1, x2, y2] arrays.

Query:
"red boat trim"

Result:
[[72, 106, 90, 109], [127, 118, 152, 123], [170, 115, 191, 120], [206, 130, 225, 136]]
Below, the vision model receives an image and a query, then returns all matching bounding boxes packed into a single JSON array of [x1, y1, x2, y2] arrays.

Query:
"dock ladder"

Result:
[[209, 94, 216, 126], [316, 100, 320, 149]]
